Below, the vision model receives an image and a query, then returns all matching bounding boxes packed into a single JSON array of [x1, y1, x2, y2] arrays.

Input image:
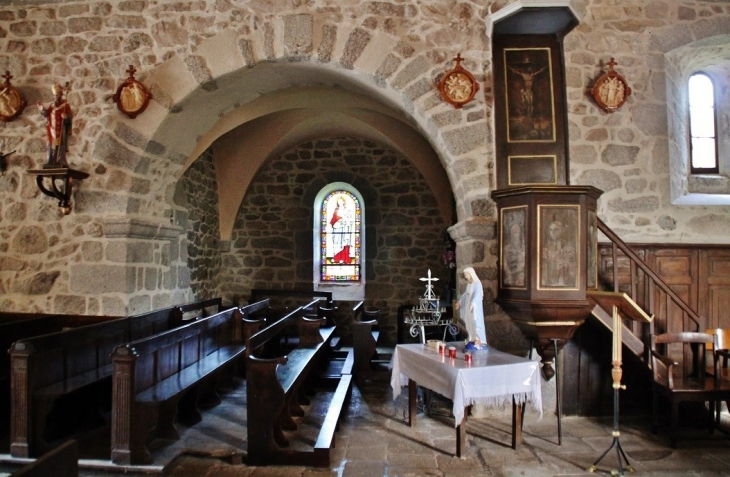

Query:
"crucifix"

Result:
[[419, 269, 439, 300]]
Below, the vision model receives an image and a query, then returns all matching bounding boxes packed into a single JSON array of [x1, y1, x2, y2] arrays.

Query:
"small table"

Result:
[[391, 343, 542, 457]]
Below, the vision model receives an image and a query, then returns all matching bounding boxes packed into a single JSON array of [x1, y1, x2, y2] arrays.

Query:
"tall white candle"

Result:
[[617, 308, 622, 362], [612, 306, 619, 362]]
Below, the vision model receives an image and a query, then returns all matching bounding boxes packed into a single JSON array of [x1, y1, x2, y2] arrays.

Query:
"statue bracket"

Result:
[[27, 166, 89, 215]]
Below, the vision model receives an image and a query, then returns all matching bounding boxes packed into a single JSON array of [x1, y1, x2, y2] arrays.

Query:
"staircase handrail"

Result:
[[597, 218, 701, 332]]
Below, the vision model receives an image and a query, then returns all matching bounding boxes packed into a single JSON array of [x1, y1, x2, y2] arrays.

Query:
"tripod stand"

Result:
[[585, 293, 653, 476], [588, 362, 633, 475]]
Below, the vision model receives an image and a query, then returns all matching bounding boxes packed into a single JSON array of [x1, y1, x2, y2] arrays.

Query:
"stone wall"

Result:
[[221, 137, 451, 344], [177, 149, 223, 301], [564, 1, 730, 240], [1, 0, 730, 322]]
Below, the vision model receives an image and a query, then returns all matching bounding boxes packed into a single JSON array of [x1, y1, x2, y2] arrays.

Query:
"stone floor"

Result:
[[3, 363, 730, 477]]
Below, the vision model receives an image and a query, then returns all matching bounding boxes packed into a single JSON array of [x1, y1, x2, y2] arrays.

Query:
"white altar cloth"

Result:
[[391, 343, 543, 426]]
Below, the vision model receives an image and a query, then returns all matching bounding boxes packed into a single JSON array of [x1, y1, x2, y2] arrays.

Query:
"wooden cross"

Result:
[[606, 57, 617, 71], [2, 70, 12, 84], [125, 65, 137, 79], [453, 53, 464, 68]]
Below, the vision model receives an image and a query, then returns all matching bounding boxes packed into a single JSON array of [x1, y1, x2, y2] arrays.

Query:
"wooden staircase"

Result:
[[591, 218, 703, 362]]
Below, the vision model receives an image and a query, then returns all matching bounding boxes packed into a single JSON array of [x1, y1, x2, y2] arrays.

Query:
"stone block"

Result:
[[632, 103, 667, 136], [93, 133, 150, 173], [601, 144, 640, 166], [442, 123, 488, 156], [152, 293, 172, 310], [178, 266, 191, 288], [105, 241, 154, 263], [575, 169, 621, 192], [129, 295, 151, 315], [145, 267, 158, 290], [123, 32, 154, 52], [68, 16, 102, 33], [391, 55, 430, 89], [283, 14, 313, 57], [340, 27, 370, 69], [607, 196, 660, 213], [71, 264, 137, 293], [12, 271, 60, 295], [11, 225, 48, 254], [54, 295, 87, 314], [102, 296, 126, 316]]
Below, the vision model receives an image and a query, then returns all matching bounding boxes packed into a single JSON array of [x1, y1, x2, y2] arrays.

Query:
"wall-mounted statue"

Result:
[[38, 82, 73, 168]]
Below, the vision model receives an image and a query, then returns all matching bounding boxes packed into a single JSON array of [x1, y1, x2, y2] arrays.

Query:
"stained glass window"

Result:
[[320, 190, 361, 281]]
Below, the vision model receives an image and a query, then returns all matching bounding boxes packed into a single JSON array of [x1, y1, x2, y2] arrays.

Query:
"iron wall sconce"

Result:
[[27, 166, 89, 215]]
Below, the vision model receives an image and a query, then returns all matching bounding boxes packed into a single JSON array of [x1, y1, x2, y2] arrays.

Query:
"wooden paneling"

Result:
[[700, 249, 730, 329], [566, 243, 730, 416]]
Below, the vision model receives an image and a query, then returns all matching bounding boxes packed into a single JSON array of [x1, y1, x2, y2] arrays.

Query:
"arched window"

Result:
[[688, 72, 718, 174], [313, 183, 365, 300]]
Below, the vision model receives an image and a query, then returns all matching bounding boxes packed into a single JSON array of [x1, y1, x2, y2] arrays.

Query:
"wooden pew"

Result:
[[351, 301, 391, 379], [246, 301, 352, 467], [127, 297, 223, 341], [0, 313, 121, 449], [1, 313, 121, 380], [249, 289, 337, 346], [0, 312, 49, 324], [8, 298, 225, 458], [110, 303, 265, 465], [249, 289, 333, 316], [10, 439, 78, 477]]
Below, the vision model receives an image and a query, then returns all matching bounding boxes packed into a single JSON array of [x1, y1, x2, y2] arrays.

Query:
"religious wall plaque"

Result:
[[113, 65, 152, 119], [0, 71, 26, 122], [591, 58, 631, 113], [438, 53, 479, 109]]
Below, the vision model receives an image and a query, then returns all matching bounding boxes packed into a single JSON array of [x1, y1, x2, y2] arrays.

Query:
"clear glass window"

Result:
[[688, 73, 718, 173]]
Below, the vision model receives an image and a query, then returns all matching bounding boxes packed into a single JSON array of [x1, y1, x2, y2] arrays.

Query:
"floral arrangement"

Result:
[[442, 250, 455, 269]]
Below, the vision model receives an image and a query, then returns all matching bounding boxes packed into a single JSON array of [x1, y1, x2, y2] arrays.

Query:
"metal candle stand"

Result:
[[588, 360, 633, 475], [589, 305, 631, 475], [585, 292, 653, 476]]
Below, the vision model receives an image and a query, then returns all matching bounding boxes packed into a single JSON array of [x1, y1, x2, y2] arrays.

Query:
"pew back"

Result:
[[249, 289, 332, 313], [127, 297, 224, 341], [8, 298, 225, 458], [0, 314, 121, 379], [128, 308, 240, 393]]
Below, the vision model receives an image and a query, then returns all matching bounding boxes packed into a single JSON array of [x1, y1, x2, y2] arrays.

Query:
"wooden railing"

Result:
[[595, 219, 702, 354]]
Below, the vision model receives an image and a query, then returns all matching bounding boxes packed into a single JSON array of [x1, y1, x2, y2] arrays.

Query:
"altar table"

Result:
[[390, 343, 542, 457]]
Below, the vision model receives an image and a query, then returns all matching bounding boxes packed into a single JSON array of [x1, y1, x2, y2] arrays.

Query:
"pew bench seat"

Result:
[[247, 305, 351, 467], [112, 304, 265, 466]]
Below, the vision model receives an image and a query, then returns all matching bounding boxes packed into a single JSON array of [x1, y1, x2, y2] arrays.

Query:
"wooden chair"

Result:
[[650, 331, 730, 447], [705, 328, 730, 423]]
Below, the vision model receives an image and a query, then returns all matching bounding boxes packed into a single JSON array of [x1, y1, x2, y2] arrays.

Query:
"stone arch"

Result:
[[98, 15, 491, 227]]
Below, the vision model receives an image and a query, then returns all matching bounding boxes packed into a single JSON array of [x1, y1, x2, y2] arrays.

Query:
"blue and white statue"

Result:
[[455, 267, 488, 351]]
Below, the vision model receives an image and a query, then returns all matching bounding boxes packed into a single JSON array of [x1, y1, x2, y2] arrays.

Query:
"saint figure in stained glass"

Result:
[[328, 195, 355, 262], [321, 191, 361, 281]]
